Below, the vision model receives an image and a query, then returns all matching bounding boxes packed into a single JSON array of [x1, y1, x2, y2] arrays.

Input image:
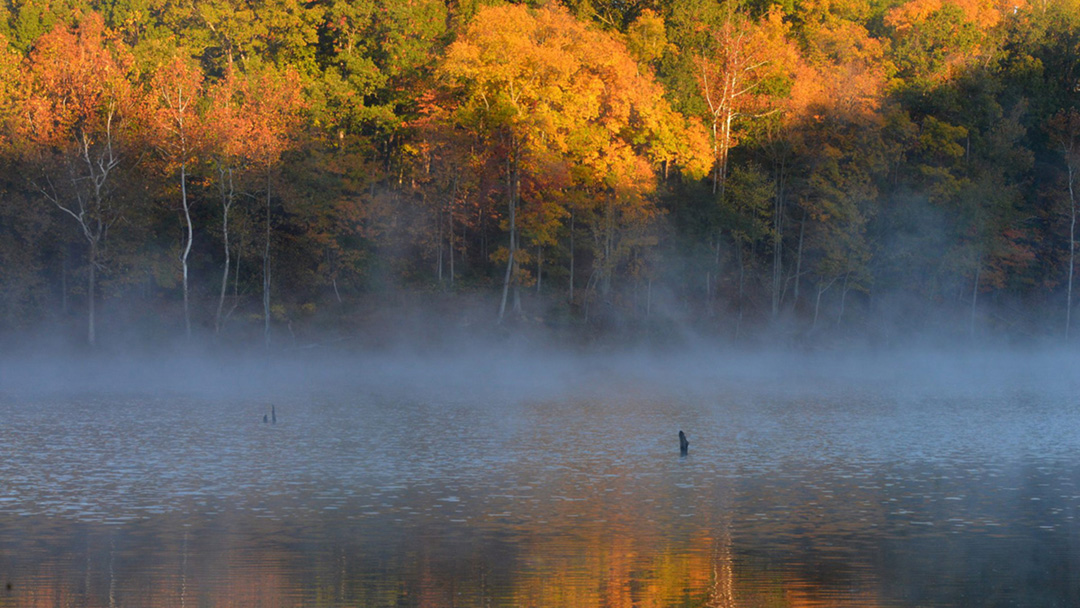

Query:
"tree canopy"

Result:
[[1, 0, 1079, 347]]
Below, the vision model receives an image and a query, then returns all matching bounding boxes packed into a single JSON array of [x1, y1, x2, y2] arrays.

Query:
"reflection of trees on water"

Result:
[[709, 524, 735, 608], [0, 512, 888, 607], [16, 514, 885, 605], [4, 462, 1073, 606]]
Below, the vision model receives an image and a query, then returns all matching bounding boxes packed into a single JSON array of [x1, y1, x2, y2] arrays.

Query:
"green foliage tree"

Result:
[[3, 0, 1080, 346]]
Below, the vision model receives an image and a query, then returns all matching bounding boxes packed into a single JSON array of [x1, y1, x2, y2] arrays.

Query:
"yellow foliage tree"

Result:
[[695, 7, 801, 197], [441, 3, 709, 318]]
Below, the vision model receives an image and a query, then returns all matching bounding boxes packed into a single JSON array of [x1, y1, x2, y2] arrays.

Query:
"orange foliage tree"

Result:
[[769, 4, 894, 321], [695, 7, 800, 198], [20, 13, 142, 346], [0, 33, 38, 325], [885, 0, 1025, 82], [205, 68, 250, 334], [409, 89, 486, 289], [440, 3, 709, 320], [246, 67, 304, 347], [149, 53, 206, 340], [206, 65, 303, 345]]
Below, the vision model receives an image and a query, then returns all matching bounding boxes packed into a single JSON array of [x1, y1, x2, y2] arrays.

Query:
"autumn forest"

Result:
[[2, 0, 1079, 349]]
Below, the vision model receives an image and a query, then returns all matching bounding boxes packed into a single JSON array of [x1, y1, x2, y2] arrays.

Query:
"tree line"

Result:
[[1, 0, 1079, 348]]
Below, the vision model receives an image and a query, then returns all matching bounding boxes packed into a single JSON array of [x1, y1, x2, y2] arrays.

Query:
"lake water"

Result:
[[2, 351, 1080, 606]]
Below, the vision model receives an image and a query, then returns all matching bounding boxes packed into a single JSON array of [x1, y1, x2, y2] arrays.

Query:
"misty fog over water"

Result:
[[1, 347, 1079, 606], [0, 345, 1075, 604], [4, 343, 1077, 399], [6, 0, 1080, 601]]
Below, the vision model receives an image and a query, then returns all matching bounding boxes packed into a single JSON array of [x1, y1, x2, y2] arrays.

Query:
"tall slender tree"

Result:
[[150, 53, 206, 340], [1049, 108, 1080, 340], [695, 7, 798, 198], [204, 68, 254, 336], [243, 67, 303, 347], [21, 14, 140, 346]]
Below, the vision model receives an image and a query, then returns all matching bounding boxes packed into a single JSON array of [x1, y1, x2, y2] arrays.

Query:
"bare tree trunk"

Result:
[[837, 272, 850, 326], [812, 275, 839, 333], [1067, 160, 1076, 340], [44, 120, 121, 347], [711, 112, 721, 194], [716, 108, 734, 200], [584, 268, 599, 323], [706, 271, 713, 317], [536, 244, 542, 294], [215, 166, 234, 334], [479, 205, 487, 263], [569, 210, 575, 304], [498, 186, 516, 321], [646, 278, 652, 318], [88, 243, 97, 347], [633, 273, 640, 317], [794, 215, 805, 306], [437, 205, 444, 284], [715, 232, 722, 266], [263, 166, 272, 348], [702, 54, 735, 199], [180, 163, 192, 340], [736, 241, 745, 340], [513, 271, 522, 315], [771, 159, 786, 318], [449, 198, 455, 288], [448, 175, 459, 288], [812, 282, 824, 332], [499, 136, 521, 322], [601, 195, 615, 298], [970, 260, 981, 339], [234, 234, 241, 299], [61, 250, 68, 316]]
